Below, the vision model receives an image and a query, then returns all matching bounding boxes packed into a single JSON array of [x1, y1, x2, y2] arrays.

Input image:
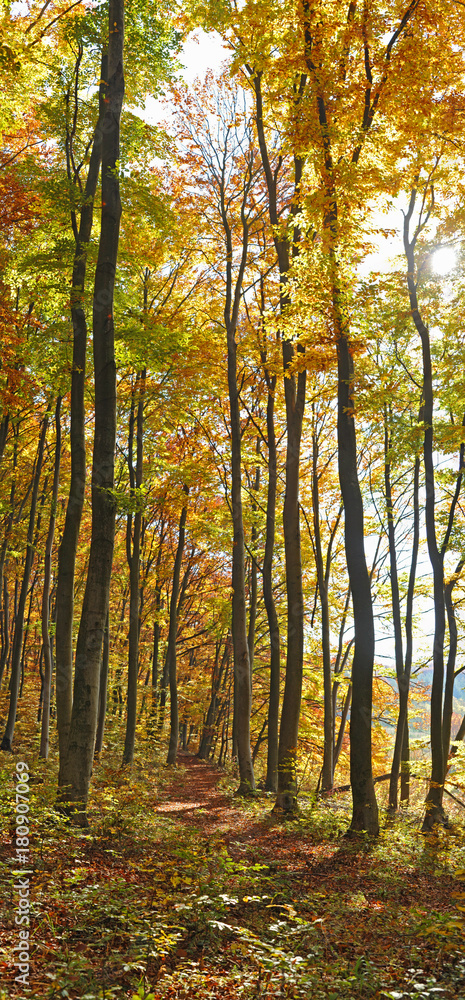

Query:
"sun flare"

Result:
[[432, 246, 457, 276]]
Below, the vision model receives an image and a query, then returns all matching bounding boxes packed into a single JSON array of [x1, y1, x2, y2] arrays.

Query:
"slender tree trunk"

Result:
[[0, 412, 9, 462], [262, 370, 280, 793], [40, 398, 62, 759], [275, 346, 306, 811], [404, 192, 452, 830], [158, 651, 169, 734], [311, 414, 333, 793], [335, 303, 378, 835], [0, 425, 18, 688], [0, 575, 10, 687], [247, 452, 260, 679], [94, 610, 109, 756], [123, 370, 145, 765], [148, 519, 166, 725], [250, 70, 307, 811], [198, 638, 226, 760], [334, 682, 352, 770], [167, 486, 188, 765], [442, 559, 464, 772], [384, 405, 403, 810], [1, 407, 49, 750], [55, 54, 107, 773], [224, 218, 255, 791], [387, 435, 420, 810], [400, 715, 410, 803], [58, 0, 124, 823]]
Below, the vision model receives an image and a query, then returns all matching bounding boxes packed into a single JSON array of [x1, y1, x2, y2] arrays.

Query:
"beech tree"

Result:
[[58, 0, 124, 823], [403, 177, 465, 830], [55, 51, 108, 775]]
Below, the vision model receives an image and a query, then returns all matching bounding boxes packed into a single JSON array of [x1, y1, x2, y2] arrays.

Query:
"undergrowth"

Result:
[[1, 723, 464, 1000]]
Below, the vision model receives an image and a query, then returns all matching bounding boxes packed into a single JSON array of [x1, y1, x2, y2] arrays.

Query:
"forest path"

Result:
[[151, 749, 462, 911], [145, 750, 464, 997], [152, 748, 313, 862], [151, 748, 339, 877], [154, 749, 242, 834]]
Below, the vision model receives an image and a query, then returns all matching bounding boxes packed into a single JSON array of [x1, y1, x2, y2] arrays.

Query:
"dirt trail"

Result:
[[154, 750, 243, 834], [153, 750, 462, 913]]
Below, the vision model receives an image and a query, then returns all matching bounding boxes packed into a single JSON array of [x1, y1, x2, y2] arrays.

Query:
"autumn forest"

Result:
[[1, 0, 465, 998]]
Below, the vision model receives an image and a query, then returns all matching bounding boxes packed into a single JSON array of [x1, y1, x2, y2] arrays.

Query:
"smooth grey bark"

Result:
[[336, 323, 378, 834], [198, 637, 229, 760], [219, 136, 255, 795], [386, 411, 420, 812], [0, 425, 18, 688], [262, 362, 280, 793], [308, 405, 343, 794], [442, 558, 464, 771], [55, 54, 107, 773], [300, 0, 420, 834], [404, 191, 464, 830], [0, 413, 8, 463], [250, 67, 307, 811], [166, 486, 188, 765], [151, 520, 166, 695], [247, 446, 260, 684], [449, 712, 465, 765], [312, 437, 332, 794], [58, 0, 124, 823], [227, 320, 255, 792], [123, 370, 145, 765], [275, 308, 306, 811], [300, 23, 378, 832], [185, 84, 256, 791], [94, 610, 109, 757], [1, 406, 49, 750], [334, 682, 352, 770], [39, 397, 62, 759]]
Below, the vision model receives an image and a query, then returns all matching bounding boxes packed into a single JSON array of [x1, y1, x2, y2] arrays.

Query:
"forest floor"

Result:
[[1, 745, 465, 1000]]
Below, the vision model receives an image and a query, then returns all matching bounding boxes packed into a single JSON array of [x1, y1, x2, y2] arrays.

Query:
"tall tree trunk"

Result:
[[442, 559, 464, 771], [308, 81, 377, 828], [400, 716, 410, 803], [123, 370, 145, 765], [0, 424, 18, 688], [276, 345, 306, 812], [58, 0, 124, 824], [335, 295, 378, 835], [403, 190, 462, 830], [228, 330, 255, 793], [222, 168, 255, 794], [198, 638, 226, 760], [166, 486, 188, 765], [39, 397, 62, 759], [262, 368, 280, 793], [94, 610, 110, 757], [148, 518, 166, 726], [55, 54, 107, 774], [387, 431, 420, 811], [247, 451, 260, 679], [1, 406, 49, 750], [334, 682, 352, 770], [250, 69, 307, 811], [0, 412, 9, 463], [297, 0, 425, 833], [311, 408, 335, 794]]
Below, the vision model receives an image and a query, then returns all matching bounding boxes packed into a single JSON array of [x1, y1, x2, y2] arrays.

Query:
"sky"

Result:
[[143, 29, 231, 126]]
